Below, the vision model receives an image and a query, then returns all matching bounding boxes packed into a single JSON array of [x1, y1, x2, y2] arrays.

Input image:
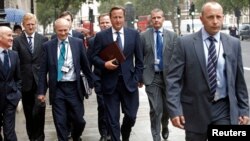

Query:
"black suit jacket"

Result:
[[37, 37, 94, 104], [12, 32, 48, 92], [0, 50, 21, 110]]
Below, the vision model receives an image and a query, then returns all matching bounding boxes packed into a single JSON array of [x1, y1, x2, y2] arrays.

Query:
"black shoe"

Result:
[[162, 127, 169, 140], [99, 136, 107, 141], [107, 135, 111, 141]]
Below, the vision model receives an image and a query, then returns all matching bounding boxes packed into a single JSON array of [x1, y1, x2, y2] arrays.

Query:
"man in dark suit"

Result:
[[37, 18, 94, 141], [50, 11, 85, 139], [0, 26, 22, 141], [140, 8, 177, 141], [12, 13, 48, 141], [167, 2, 249, 141], [91, 6, 143, 141], [87, 13, 112, 141]]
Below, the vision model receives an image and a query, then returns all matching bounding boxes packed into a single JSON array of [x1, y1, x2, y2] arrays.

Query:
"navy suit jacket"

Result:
[[91, 27, 143, 94], [37, 37, 94, 104], [0, 50, 21, 110]]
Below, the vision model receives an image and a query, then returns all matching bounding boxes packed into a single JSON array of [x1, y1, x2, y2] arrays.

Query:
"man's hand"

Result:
[[104, 58, 119, 70], [138, 82, 143, 88], [239, 116, 250, 125], [37, 95, 46, 103], [171, 115, 185, 129]]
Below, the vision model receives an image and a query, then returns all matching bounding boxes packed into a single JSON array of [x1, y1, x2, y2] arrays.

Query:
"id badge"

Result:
[[61, 66, 70, 73], [155, 59, 160, 65]]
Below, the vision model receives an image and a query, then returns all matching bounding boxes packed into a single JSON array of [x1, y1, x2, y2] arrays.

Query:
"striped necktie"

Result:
[[207, 36, 217, 98], [28, 36, 33, 53]]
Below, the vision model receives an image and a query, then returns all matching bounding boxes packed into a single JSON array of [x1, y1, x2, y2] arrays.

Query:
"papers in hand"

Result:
[[99, 42, 126, 63], [80, 72, 92, 99]]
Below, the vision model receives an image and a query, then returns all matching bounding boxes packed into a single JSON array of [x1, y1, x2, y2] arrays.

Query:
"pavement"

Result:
[[14, 86, 185, 141]]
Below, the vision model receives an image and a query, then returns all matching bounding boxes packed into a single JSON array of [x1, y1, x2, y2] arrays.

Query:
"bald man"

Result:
[[0, 26, 21, 141], [167, 1, 249, 141], [37, 18, 94, 141]]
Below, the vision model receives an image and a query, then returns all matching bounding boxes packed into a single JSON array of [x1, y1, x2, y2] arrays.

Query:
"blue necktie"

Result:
[[28, 36, 33, 53], [207, 36, 217, 97], [3, 50, 10, 75], [57, 41, 66, 81], [116, 32, 123, 50], [156, 30, 163, 70]]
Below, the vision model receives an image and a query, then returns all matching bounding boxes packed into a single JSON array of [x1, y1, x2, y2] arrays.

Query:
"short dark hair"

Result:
[[98, 13, 109, 23], [109, 6, 125, 17], [13, 24, 22, 31], [59, 11, 74, 21]]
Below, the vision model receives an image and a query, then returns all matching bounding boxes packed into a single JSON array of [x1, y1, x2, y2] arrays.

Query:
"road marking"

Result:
[[244, 67, 250, 71]]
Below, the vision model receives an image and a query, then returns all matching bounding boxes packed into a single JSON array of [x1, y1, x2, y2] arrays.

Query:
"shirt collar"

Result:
[[0, 47, 8, 53], [154, 27, 163, 33], [201, 27, 220, 42], [112, 27, 124, 35], [25, 32, 35, 38]]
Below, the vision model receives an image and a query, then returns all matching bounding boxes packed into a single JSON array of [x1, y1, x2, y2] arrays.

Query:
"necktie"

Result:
[[207, 36, 217, 97], [57, 41, 66, 81], [156, 30, 163, 70], [116, 32, 123, 50], [3, 50, 10, 75], [28, 36, 33, 53]]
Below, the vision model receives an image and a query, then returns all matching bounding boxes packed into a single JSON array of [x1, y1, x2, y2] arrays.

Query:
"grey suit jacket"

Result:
[[140, 28, 177, 85], [167, 30, 249, 133], [12, 32, 48, 92]]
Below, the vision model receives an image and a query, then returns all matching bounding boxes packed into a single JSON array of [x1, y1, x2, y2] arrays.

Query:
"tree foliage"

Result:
[[36, 0, 83, 34]]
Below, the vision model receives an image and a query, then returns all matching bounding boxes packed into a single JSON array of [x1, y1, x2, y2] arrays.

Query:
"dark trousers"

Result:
[[185, 97, 230, 141], [22, 82, 45, 141], [95, 79, 108, 137], [0, 100, 17, 141], [53, 81, 85, 141], [103, 77, 139, 141]]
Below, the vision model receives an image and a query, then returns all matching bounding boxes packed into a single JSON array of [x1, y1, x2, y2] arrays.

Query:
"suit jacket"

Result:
[[51, 30, 84, 40], [37, 37, 94, 104], [91, 27, 143, 94], [166, 30, 249, 133], [0, 50, 21, 110], [12, 32, 48, 92], [140, 28, 177, 85]]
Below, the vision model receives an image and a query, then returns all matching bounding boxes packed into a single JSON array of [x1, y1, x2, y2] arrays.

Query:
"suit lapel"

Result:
[[149, 28, 155, 55], [51, 39, 58, 68], [32, 33, 39, 56], [162, 29, 169, 52], [0, 58, 4, 78], [193, 31, 210, 85], [68, 37, 77, 69]]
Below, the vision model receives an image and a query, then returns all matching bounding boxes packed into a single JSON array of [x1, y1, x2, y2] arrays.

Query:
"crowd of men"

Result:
[[0, 1, 249, 141]]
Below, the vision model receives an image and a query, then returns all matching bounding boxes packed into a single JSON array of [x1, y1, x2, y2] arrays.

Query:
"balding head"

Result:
[[54, 18, 70, 40], [0, 26, 13, 49]]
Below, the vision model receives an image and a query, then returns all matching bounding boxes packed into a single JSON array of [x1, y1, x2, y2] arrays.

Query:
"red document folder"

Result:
[[99, 42, 126, 63]]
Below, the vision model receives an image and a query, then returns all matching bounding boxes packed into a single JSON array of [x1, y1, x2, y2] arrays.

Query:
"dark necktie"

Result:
[[57, 41, 66, 81], [28, 36, 33, 53], [207, 36, 217, 97], [3, 50, 10, 75], [156, 30, 163, 70], [116, 32, 123, 50]]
